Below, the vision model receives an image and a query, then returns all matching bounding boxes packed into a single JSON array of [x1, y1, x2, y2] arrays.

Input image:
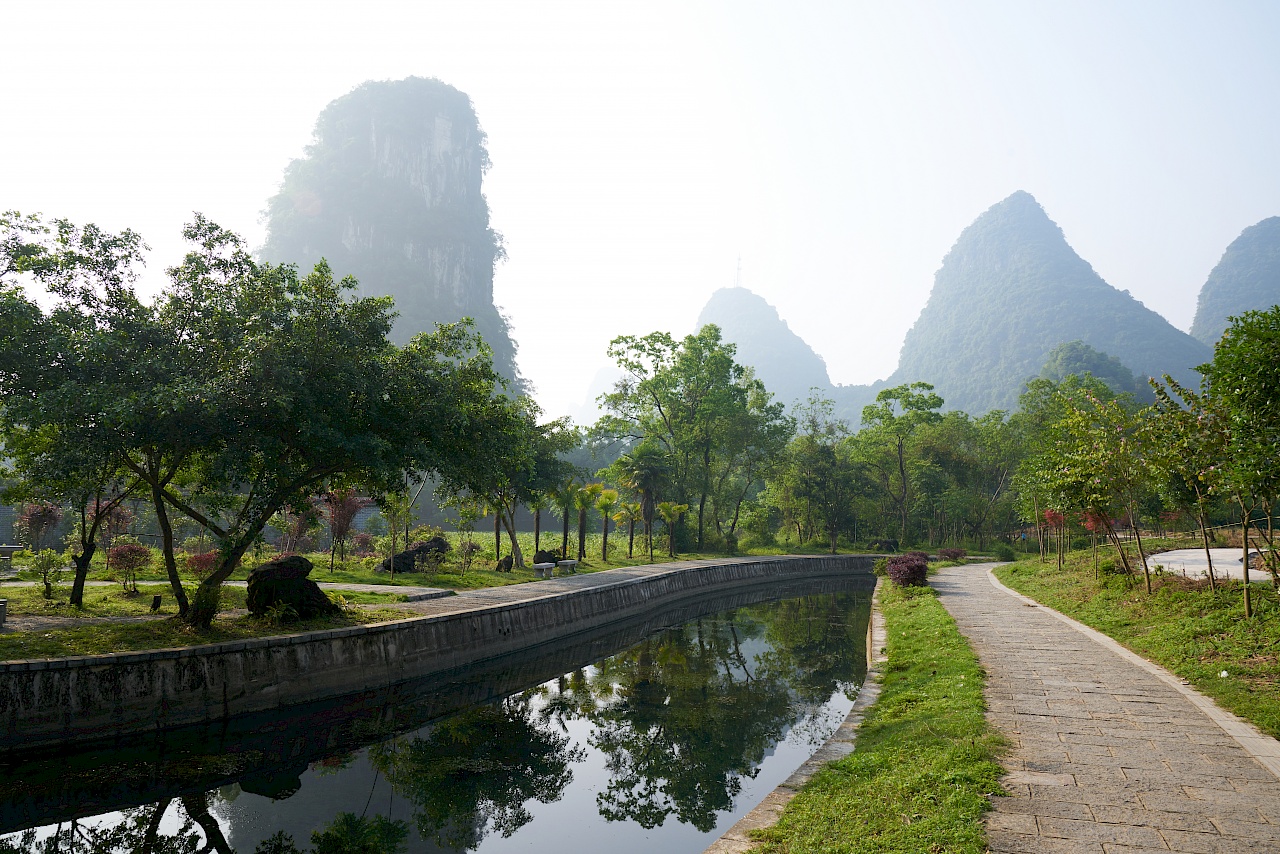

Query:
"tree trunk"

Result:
[[1196, 499, 1216, 591], [1130, 506, 1152, 594], [69, 543, 95, 609], [577, 508, 586, 561], [601, 514, 609, 562], [628, 519, 635, 558], [500, 511, 525, 567], [152, 483, 190, 618], [1241, 498, 1253, 619], [534, 508, 541, 551], [697, 492, 707, 551], [494, 514, 502, 560], [181, 794, 234, 854], [562, 508, 570, 560]]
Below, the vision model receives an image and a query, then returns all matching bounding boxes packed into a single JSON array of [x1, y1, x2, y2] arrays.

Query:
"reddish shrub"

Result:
[[887, 553, 928, 587], [185, 551, 219, 578], [351, 533, 374, 555], [938, 547, 966, 561]]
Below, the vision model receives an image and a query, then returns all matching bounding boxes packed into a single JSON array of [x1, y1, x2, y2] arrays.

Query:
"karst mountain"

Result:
[[1190, 216, 1280, 347], [261, 76, 521, 385]]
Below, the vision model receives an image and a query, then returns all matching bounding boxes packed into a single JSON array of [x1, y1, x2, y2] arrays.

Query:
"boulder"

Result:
[[495, 554, 513, 572], [377, 536, 451, 573], [246, 555, 340, 620], [532, 549, 560, 565]]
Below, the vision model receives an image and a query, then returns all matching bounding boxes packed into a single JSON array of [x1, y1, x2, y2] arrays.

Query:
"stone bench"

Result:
[[531, 562, 556, 580], [556, 560, 578, 576]]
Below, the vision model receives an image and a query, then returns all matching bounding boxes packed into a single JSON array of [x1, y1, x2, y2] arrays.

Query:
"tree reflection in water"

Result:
[[369, 694, 585, 849]]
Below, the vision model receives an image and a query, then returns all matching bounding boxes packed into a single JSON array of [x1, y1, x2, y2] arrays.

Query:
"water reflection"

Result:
[[1, 578, 870, 854]]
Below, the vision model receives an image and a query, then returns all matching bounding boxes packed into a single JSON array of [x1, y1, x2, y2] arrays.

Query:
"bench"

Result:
[[531, 562, 556, 580], [555, 560, 578, 576]]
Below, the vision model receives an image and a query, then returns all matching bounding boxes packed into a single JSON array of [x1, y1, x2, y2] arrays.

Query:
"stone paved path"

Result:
[[932, 563, 1280, 854]]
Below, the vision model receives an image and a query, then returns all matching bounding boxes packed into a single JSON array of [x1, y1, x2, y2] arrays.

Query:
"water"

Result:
[[0, 577, 872, 853]]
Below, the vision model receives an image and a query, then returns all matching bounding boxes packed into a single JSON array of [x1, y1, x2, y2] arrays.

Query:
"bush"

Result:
[[886, 553, 928, 587], [109, 543, 152, 592], [873, 557, 888, 576], [185, 551, 219, 579], [937, 547, 966, 562], [992, 542, 1016, 562]]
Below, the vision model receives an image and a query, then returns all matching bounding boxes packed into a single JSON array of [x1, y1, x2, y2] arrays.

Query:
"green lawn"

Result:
[[750, 582, 1005, 853], [996, 540, 1280, 739]]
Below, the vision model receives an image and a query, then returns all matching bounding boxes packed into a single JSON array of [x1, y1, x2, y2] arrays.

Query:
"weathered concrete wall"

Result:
[[0, 555, 872, 752]]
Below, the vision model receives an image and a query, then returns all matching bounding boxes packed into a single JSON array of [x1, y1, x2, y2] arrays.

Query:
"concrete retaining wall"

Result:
[[0, 555, 872, 752]]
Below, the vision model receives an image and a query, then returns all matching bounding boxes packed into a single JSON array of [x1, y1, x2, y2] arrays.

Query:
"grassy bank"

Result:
[[996, 544, 1280, 739], [750, 582, 1005, 854], [0, 584, 412, 661]]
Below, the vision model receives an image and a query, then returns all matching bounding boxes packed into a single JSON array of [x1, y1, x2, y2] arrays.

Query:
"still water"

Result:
[[0, 577, 872, 853]]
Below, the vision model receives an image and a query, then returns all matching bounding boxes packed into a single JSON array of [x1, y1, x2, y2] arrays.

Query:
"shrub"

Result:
[[992, 542, 1016, 562], [906, 551, 930, 563], [938, 547, 967, 562], [109, 543, 152, 593], [185, 551, 219, 579], [351, 533, 374, 556], [873, 557, 888, 576], [886, 553, 928, 587]]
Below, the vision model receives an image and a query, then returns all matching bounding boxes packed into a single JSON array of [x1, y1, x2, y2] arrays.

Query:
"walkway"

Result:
[[932, 563, 1280, 854]]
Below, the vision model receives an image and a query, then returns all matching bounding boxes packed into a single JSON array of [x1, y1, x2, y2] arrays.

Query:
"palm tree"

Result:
[[656, 501, 688, 558], [527, 492, 548, 552], [575, 483, 604, 561], [549, 477, 579, 559], [614, 502, 643, 558], [616, 446, 671, 562], [595, 488, 620, 563]]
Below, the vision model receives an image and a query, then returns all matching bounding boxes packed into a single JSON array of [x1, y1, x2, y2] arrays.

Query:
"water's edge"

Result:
[[0, 555, 874, 752]]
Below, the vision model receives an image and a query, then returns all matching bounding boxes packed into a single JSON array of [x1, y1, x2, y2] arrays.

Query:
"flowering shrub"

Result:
[[938, 547, 966, 562], [886, 553, 928, 587], [351, 533, 374, 556]]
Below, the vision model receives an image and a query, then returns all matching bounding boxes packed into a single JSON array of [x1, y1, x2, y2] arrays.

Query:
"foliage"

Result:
[[886, 552, 929, 587], [109, 542, 151, 592], [30, 548, 62, 600], [184, 551, 218, 579], [937, 547, 966, 561], [16, 502, 63, 551], [1038, 340, 1150, 401], [318, 487, 370, 567], [991, 542, 1016, 562]]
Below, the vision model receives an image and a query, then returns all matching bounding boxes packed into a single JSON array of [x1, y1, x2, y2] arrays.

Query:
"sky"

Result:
[[4, 1, 1279, 419]]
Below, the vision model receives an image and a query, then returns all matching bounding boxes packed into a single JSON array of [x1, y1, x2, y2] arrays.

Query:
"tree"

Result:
[[548, 476, 580, 560], [319, 487, 370, 570], [16, 502, 62, 552], [110, 217, 515, 627], [109, 542, 151, 594], [599, 325, 789, 550], [575, 483, 603, 561], [1199, 307, 1280, 614], [859, 382, 943, 544], [656, 501, 687, 557], [611, 445, 671, 561], [614, 501, 643, 558]]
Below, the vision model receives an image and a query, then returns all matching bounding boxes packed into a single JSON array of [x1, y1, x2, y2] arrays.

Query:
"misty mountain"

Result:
[[260, 77, 521, 385], [1189, 216, 1280, 347], [887, 191, 1211, 413], [697, 287, 832, 408]]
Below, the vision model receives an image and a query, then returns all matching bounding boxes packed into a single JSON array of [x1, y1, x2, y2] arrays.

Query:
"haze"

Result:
[[4, 0, 1278, 418]]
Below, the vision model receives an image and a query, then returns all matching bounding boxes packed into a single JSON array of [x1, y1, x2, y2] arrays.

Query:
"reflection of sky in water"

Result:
[[3, 591, 867, 853]]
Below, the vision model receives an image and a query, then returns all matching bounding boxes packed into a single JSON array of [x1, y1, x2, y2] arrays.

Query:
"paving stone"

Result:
[[931, 565, 1280, 854]]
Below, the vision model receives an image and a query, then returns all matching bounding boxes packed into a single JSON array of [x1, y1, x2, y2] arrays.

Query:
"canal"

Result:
[[0, 575, 872, 853]]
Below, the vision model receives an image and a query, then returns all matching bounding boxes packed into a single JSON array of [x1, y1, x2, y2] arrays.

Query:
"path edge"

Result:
[[985, 563, 1280, 781], [702, 576, 888, 854]]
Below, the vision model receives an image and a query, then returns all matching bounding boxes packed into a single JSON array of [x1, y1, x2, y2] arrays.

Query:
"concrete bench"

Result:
[[556, 560, 578, 576], [531, 562, 556, 580]]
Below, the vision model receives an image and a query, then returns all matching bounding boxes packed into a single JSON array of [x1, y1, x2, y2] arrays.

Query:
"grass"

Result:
[[749, 582, 1005, 853], [996, 539, 1280, 740], [0, 582, 411, 661]]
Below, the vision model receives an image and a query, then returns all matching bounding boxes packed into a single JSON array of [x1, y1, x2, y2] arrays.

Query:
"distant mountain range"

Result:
[[698, 192, 1280, 419]]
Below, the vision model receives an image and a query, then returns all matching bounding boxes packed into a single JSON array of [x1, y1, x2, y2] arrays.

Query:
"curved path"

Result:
[[933, 563, 1280, 853]]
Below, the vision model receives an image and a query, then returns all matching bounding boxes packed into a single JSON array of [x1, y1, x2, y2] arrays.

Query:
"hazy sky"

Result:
[[5, 1, 1279, 418]]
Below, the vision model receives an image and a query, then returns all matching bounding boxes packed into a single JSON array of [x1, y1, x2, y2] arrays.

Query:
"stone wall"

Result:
[[0, 555, 872, 752]]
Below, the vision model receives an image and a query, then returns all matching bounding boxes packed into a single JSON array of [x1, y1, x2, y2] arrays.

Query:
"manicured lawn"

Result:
[[750, 582, 1005, 854], [996, 542, 1280, 740]]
